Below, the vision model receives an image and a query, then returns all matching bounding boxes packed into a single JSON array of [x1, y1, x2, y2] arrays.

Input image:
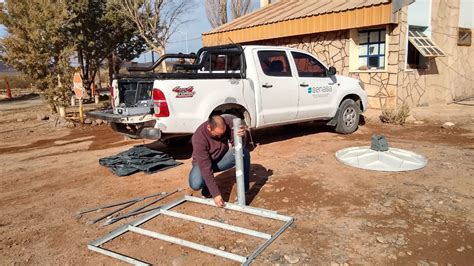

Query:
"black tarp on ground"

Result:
[[99, 146, 182, 176]]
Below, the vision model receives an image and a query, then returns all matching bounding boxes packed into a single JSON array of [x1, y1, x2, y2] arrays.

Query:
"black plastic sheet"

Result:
[[99, 146, 182, 176]]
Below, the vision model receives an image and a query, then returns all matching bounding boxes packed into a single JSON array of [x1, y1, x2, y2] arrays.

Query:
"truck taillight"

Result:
[[109, 86, 115, 107], [152, 88, 170, 117]]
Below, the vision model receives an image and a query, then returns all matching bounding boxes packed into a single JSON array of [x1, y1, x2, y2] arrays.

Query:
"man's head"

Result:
[[207, 115, 226, 138]]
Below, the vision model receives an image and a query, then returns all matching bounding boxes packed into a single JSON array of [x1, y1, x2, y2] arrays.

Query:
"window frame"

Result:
[[458, 27, 472, 47], [357, 28, 386, 70], [257, 50, 293, 77]]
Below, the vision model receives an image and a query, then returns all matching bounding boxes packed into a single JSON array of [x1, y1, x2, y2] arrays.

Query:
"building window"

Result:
[[458, 28, 472, 46], [358, 29, 386, 70], [407, 27, 446, 69]]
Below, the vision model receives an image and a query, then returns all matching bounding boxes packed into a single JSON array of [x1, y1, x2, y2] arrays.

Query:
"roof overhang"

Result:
[[203, 2, 393, 46]]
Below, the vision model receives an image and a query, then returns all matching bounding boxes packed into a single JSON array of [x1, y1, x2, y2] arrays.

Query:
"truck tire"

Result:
[[161, 135, 192, 147], [335, 99, 360, 134]]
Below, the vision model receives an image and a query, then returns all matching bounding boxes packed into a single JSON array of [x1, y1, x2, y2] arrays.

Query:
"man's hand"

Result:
[[236, 125, 247, 137], [213, 195, 225, 207]]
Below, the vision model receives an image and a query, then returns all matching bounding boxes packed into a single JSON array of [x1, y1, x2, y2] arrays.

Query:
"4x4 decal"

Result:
[[172, 86, 195, 98]]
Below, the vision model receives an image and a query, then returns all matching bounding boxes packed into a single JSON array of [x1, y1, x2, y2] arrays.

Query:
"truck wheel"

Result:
[[335, 99, 360, 134], [161, 135, 192, 147]]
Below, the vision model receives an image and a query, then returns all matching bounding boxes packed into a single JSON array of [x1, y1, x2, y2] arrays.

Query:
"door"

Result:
[[291, 52, 337, 119], [256, 50, 298, 124]]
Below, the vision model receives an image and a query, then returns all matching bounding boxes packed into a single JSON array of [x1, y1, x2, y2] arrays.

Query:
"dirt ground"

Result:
[[1, 96, 473, 265]]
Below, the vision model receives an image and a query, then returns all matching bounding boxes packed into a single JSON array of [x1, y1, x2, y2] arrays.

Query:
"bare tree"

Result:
[[205, 0, 253, 28], [230, 0, 251, 19], [111, 0, 193, 71], [205, 0, 227, 28]]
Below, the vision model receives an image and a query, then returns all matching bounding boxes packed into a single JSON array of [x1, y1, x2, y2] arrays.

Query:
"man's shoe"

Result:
[[201, 187, 212, 198]]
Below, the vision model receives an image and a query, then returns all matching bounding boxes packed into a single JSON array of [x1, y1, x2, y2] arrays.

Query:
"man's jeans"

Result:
[[189, 147, 250, 193]]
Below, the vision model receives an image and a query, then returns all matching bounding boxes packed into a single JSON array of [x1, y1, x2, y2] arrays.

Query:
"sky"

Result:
[[137, 0, 260, 62], [0, 0, 261, 62]]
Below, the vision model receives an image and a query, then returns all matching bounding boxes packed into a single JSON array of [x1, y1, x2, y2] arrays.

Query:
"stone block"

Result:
[[388, 52, 398, 65], [367, 96, 382, 109]]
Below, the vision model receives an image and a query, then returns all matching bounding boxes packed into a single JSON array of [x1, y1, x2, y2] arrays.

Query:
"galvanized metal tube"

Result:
[[77, 191, 166, 215], [128, 226, 247, 263], [88, 201, 137, 225], [185, 195, 291, 222], [160, 209, 271, 239], [87, 245, 150, 266], [89, 198, 186, 247], [243, 218, 295, 266], [233, 118, 246, 205]]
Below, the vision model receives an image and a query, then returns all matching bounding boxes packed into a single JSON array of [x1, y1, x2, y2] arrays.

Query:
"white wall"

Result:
[[459, 0, 474, 28], [408, 0, 432, 28]]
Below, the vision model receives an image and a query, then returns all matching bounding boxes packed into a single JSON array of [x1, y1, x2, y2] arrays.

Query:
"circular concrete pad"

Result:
[[335, 146, 428, 172]]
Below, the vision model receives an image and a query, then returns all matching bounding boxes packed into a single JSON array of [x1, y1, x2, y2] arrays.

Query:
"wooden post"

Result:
[[5, 78, 12, 99], [79, 100, 84, 124], [91, 82, 96, 97]]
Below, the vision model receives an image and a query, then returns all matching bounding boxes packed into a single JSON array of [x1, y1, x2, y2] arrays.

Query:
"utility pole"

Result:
[[176, 31, 189, 53]]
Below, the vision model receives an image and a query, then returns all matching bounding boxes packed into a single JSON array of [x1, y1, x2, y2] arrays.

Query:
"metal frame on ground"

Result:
[[88, 195, 293, 265]]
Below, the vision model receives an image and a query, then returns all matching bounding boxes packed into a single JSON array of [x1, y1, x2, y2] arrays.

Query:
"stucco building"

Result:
[[202, 0, 473, 109]]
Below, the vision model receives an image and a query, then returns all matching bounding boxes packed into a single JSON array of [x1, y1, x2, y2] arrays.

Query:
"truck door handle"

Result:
[[262, 83, 273, 88], [299, 83, 309, 87]]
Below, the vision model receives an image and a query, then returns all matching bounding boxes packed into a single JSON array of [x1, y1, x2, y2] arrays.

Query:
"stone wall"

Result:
[[397, 0, 474, 106], [247, 30, 350, 76], [428, 0, 474, 103], [394, 6, 429, 107]]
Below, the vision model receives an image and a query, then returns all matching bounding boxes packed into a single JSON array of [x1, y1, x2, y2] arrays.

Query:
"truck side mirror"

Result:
[[327, 66, 337, 76]]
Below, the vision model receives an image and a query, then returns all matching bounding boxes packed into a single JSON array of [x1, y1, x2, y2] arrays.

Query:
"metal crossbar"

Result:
[[88, 196, 293, 265]]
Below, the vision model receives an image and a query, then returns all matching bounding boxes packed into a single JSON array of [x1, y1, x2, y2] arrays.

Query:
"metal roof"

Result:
[[206, 0, 390, 35]]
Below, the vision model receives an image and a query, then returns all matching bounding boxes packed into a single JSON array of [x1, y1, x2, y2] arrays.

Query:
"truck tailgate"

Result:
[[87, 109, 154, 123]]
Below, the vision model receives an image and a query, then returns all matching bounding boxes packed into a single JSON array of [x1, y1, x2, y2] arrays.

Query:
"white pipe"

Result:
[[128, 226, 247, 263], [185, 196, 291, 222], [160, 209, 271, 239]]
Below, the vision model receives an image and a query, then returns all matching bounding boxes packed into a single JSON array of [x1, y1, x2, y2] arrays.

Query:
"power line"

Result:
[[168, 36, 202, 43]]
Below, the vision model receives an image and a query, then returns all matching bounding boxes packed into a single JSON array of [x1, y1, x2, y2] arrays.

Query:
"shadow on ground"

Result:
[[214, 164, 273, 204], [0, 93, 40, 103]]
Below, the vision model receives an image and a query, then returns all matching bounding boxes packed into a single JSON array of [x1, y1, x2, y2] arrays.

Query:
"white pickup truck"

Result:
[[88, 44, 368, 145]]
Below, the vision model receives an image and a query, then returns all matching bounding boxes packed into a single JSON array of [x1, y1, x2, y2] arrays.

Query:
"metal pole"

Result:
[[185, 32, 188, 53], [102, 188, 182, 226], [128, 226, 247, 263], [233, 118, 246, 205], [88, 201, 137, 225], [77, 191, 166, 215], [160, 209, 271, 239]]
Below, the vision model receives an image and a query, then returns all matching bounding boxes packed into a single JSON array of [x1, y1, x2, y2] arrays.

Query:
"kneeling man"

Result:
[[189, 115, 250, 207]]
